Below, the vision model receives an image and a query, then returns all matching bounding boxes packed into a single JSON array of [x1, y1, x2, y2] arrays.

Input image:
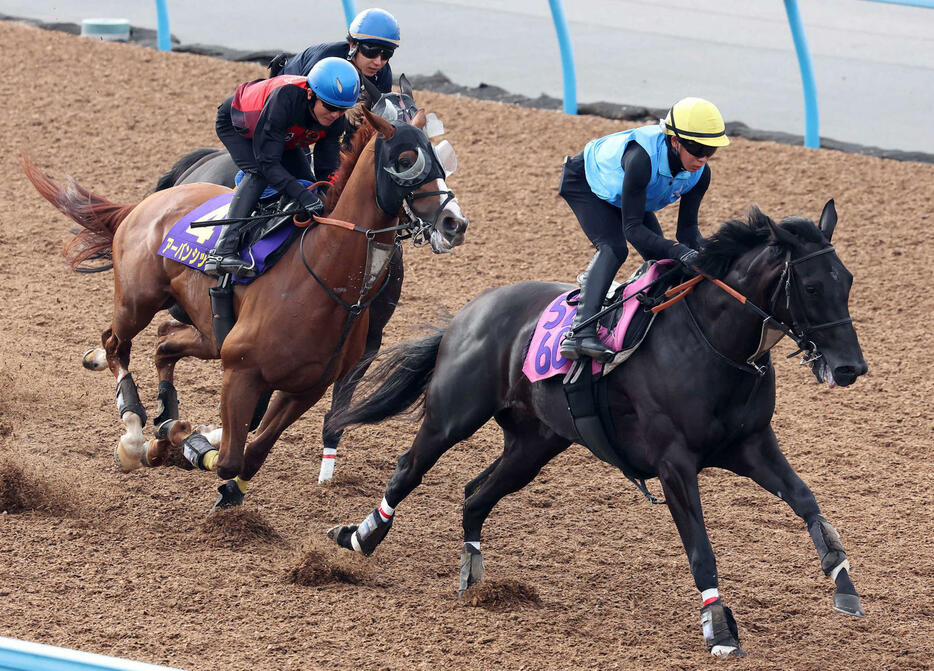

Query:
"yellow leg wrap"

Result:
[[234, 476, 250, 494], [201, 449, 219, 471]]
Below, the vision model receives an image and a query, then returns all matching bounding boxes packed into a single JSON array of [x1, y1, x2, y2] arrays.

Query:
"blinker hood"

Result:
[[375, 122, 445, 215]]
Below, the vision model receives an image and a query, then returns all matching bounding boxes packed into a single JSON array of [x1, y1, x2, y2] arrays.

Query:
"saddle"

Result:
[[522, 260, 676, 384], [157, 181, 318, 285]]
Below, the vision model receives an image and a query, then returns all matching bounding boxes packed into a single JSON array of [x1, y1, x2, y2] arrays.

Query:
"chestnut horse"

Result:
[[147, 76, 459, 485], [24, 107, 468, 509]]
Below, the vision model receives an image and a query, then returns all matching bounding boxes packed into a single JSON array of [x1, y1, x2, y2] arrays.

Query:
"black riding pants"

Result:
[[558, 152, 663, 263]]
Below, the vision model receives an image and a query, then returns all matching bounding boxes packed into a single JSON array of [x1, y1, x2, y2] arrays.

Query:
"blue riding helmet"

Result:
[[307, 57, 361, 109], [348, 8, 401, 48]]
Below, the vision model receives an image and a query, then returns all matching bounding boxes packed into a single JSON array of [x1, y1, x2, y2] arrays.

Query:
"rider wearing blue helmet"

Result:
[[275, 8, 400, 96], [206, 57, 360, 277]]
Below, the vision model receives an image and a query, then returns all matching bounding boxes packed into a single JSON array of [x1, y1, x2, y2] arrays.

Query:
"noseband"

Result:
[[400, 188, 456, 246]]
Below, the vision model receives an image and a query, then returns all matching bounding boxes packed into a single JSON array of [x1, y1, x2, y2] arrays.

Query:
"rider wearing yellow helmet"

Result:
[[558, 97, 730, 362]]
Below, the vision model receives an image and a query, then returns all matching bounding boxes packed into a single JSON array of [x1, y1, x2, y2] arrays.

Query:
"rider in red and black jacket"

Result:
[[206, 57, 360, 277]]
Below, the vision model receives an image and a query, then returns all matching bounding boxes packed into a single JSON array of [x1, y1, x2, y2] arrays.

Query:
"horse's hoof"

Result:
[[327, 524, 358, 552], [113, 439, 143, 471], [82, 348, 107, 371], [210, 480, 244, 512], [142, 438, 169, 468], [458, 543, 484, 597], [711, 645, 747, 658], [833, 592, 865, 617]]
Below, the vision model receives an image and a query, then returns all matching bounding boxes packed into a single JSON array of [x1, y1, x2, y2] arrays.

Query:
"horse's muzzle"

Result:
[[437, 213, 468, 249], [832, 361, 868, 387]]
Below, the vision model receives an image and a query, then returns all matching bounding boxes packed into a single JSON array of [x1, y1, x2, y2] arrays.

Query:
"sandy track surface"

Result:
[[0, 21, 932, 671]]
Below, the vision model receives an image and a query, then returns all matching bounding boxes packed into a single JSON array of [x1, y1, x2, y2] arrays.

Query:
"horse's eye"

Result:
[[399, 156, 413, 169], [805, 284, 819, 295]]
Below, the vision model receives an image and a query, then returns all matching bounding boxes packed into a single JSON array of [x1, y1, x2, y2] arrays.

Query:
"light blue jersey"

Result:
[[583, 124, 703, 210]]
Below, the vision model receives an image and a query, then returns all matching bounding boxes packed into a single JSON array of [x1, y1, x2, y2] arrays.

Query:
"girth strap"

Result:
[[563, 360, 664, 504]]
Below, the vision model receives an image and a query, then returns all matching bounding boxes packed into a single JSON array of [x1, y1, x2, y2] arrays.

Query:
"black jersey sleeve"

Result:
[[619, 143, 679, 261], [675, 164, 710, 250]]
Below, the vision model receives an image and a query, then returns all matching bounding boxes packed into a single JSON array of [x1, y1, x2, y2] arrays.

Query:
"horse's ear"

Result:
[[818, 199, 837, 241], [766, 217, 800, 250], [399, 74, 413, 99], [361, 76, 381, 110], [412, 108, 427, 129], [363, 106, 395, 138]]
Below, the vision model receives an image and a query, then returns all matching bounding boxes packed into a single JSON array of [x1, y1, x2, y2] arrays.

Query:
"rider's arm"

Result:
[[619, 143, 681, 261], [675, 164, 710, 250], [253, 85, 311, 200]]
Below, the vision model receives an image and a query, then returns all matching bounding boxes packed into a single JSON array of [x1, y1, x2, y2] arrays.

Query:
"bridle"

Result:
[[667, 243, 852, 376], [774, 246, 853, 352], [399, 188, 456, 247]]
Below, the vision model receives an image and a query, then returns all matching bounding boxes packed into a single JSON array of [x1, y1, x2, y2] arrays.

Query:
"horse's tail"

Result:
[[328, 327, 446, 433], [22, 156, 138, 271], [151, 147, 219, 192]]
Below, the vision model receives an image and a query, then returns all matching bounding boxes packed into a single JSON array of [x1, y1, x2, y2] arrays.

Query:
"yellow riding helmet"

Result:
[[664, 97, 730, 147]]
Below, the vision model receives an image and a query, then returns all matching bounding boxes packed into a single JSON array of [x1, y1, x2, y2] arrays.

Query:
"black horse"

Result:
[[148, 76, 450, 483], [326, 202, 867, 658]]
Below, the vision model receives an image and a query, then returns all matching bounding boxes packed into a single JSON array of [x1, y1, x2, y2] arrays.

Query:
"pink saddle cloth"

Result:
[[522, 260, 674, 382]]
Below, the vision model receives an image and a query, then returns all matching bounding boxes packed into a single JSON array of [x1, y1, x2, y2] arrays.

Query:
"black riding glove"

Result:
[[298, 190, 324, 217], [673, 244, 699, 271]]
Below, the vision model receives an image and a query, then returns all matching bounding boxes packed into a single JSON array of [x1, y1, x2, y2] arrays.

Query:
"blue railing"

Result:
[[0, 636, 185, 671], [785, 0, 934, 148]]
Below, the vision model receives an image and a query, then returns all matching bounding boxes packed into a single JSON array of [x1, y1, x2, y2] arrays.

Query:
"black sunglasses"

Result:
[[320, 99, 352, 113], [679, 139, 717, 159], [357, 42, 395, 60]]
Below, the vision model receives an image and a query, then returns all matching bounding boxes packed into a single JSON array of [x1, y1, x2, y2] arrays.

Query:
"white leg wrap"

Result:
[[378, 497, 394, 521], [318, 448, 337, 483], [701, 588, 719, 603], [830, 559, 851, 582], [467, 541, 480, 551], [350, 530, 362, 553]]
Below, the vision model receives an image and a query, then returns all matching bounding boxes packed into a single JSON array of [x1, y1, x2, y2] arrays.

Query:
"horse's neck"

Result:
[[689, 248, 777, 361], [330, 141, 396, 240]]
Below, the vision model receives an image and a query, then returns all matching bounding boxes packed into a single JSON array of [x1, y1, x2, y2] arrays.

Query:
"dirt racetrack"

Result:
[[1, 20, 933, 671]]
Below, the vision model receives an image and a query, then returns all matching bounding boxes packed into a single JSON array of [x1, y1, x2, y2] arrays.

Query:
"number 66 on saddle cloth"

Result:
[[522, 259, 675, 382]]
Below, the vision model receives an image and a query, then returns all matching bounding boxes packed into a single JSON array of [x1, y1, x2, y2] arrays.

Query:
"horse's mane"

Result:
[[695, 205, 823, 278], [324, 116, 377, 212]]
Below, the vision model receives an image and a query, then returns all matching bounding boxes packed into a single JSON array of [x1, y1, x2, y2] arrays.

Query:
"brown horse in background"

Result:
[[24, 107, 468, 509]]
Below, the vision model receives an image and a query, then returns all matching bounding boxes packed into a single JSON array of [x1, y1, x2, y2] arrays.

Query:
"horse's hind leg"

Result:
[[94, 265, 170, 471], [716, 427, 864, 618], [145, 320, 219, 467], [459, 414, 570, 595], [319, 249, 402, 482]]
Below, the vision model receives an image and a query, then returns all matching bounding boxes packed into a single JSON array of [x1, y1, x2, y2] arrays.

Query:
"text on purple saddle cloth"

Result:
[[156, 191, 294, 283]]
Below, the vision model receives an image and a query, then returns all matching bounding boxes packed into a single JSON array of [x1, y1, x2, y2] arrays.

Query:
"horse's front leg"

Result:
[[716, 427, 864, 617], [657, 457, 746, 658], [243, 388, 326, 481], [182, 367, 264, 510], [319, 249, 402, 482]]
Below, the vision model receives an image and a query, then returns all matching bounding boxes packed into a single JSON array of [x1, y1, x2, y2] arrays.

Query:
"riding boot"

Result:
[[204, 171, 267, 277], [560, 246, 622, 362]]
